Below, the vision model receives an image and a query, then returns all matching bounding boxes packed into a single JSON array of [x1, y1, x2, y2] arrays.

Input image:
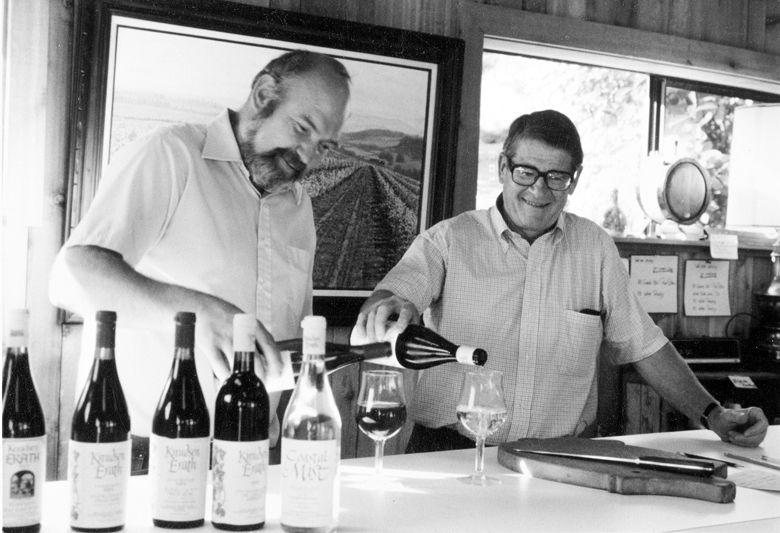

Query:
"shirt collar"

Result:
[[202, 109, 304, 205]]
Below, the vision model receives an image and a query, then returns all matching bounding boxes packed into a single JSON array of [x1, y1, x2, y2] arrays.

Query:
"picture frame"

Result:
[[67, 0, 464, 326]]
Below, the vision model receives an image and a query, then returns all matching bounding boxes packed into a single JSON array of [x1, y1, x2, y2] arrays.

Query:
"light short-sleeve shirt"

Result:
[[376, 198, 667, 443], [65, 110, 315, 436]]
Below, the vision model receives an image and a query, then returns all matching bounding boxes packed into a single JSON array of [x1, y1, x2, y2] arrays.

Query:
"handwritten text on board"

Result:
[[629, 256, 678, 313], [684, 260, 730, 316]]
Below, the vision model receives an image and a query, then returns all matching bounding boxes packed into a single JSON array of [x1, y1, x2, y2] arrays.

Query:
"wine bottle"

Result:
[[389, 324, 488, 369], [69, 310, 131, 533], [280, 316, 341, 533], [276, 340, 391, 377], [347, 323, 488, 370], [2, 308, 46, 533], [211, 314, 269, 531], [149, 312, 210, 529]]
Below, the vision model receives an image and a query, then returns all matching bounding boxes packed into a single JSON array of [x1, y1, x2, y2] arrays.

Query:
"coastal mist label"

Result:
[[69, 440, 131, 529], [149, 436, 210, 522], [211, 439, 268, 526], [2, 435, 46, 528], [280, 438, 339, 528]]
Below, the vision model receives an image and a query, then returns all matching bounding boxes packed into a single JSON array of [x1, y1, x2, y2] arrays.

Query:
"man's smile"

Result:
[[520, 197, 551, 208]]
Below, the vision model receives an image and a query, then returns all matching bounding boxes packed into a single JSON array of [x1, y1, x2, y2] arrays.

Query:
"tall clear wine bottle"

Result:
[[2, 309, 46, 533], [69, 310, 131, 532], [281, 315, 341, 533], [211, 314, 269, 531], [149, 312, 210, 529]]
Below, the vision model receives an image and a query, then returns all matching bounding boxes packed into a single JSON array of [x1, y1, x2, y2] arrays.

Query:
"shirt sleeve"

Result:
[[600, 234, 668, 365], [64, 128, 186, 267], [374, 222, 449, 316]]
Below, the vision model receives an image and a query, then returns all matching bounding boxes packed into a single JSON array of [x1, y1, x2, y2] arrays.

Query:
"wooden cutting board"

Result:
[[497, 438, 735, 503]]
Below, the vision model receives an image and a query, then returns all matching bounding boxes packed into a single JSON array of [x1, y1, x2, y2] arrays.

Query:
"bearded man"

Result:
[[50, 50, 351, 470]]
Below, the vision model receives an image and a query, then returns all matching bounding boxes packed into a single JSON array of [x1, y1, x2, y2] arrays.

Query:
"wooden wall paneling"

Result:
[[703, 0, 750, 49], [747, 0, 768, 52], [666, 0, 695, 39], [609, 0, 638, 28], [586, 0, 621, 26], [520, 0, 548, 15], [297, 0, 347, 20], [267, 0, 301, 13], [634, 0, 670, 35], [766, 0, 780, 56], [547, 0, 587, 19]]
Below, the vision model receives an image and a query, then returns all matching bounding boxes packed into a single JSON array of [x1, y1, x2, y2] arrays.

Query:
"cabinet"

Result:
[[622, 365, 780, 434]]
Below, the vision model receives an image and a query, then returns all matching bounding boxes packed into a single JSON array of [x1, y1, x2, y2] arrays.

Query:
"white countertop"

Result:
[[38, 427, 780, 532]]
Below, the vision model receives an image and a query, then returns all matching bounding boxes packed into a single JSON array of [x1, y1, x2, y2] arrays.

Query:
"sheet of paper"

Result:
[[709, 233, 739, 260], [683, 260, 731, 316], [630, 255, 678, 313], [728, 467, 780, 492]]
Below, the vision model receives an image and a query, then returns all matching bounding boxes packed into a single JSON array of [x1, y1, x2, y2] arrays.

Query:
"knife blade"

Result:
[[517, 449, 716, 477]]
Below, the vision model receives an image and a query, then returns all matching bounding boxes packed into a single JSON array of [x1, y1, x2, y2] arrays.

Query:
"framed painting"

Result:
[[67, 0, 464, 325]]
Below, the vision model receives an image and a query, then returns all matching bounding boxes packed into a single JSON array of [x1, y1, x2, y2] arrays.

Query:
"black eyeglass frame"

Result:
[[501, 153, 578, 192]]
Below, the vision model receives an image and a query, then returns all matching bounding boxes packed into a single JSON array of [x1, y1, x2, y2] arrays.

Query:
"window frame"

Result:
[[458, 3, 780, 249]]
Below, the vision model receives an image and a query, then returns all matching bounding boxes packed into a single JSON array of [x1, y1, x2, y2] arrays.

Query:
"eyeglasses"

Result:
[[502, 155, 576, 191]]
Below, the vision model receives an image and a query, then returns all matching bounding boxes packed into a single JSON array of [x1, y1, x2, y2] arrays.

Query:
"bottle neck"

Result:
[[94, 321, 116, 360], [5, 347, 31, 376], [173, 323, 196, 366], [232, 351, 254, 374], [299, 352, 327, 388]]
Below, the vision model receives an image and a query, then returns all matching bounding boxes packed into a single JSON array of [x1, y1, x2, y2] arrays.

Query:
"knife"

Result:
[[517, 450, 716, 477]]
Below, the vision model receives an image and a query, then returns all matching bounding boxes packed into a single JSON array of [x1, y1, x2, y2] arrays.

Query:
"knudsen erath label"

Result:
[[69, 440, 131, 529], [3, 436, 46, 528]]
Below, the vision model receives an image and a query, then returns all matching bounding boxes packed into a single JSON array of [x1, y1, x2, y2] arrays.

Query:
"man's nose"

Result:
[[528, 174, 552, 193], [295, 139, 322, 167]]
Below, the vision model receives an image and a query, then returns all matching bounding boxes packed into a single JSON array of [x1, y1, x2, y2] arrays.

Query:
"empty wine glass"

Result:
[[355, 370, 407, 475], [456, 369, 508, 486]]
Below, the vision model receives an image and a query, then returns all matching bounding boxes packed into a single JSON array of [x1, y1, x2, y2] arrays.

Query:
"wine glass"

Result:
[[355, 370, 407, 475], [456, 369, 508, 486]]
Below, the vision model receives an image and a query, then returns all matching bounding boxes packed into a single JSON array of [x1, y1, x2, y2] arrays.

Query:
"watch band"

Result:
[[700, 401, 720, 429]]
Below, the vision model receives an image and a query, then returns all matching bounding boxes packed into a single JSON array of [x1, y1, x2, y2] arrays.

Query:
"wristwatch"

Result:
[[700, 401, 721, 429]]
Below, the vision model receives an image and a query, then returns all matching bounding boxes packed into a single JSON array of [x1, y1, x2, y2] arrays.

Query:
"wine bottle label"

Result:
[[68, 439, 131, 529], [280, 438, 339, 528], [149, 435, 209, 522], [211, 438, 268, 526], [2, 435, 46, 528]]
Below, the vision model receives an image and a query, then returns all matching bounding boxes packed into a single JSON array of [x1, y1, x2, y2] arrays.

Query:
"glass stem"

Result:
[[474, 436, 486, 477], [374, 439, 385, 474]]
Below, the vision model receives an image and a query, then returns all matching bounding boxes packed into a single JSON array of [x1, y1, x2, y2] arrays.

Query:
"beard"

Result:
[[240, 144, 307, 194]]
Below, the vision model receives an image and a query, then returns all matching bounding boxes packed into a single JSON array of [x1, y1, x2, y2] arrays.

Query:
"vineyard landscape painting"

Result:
[[103, 17, 437, 295]]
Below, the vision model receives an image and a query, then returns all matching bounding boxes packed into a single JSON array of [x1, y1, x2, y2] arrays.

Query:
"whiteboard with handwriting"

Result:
[[629, 255, 678, 313], [684, 260, 731, 316]]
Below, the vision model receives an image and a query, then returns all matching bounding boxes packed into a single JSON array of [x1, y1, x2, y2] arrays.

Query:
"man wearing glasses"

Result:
[[354, 109, 768, 452]]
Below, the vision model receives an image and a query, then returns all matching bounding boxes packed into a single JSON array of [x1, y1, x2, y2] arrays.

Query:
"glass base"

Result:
[[457, 474, 502, 486]]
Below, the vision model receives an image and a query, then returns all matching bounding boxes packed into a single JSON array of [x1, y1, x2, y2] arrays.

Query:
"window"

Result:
[[478, 45, 780, 238]]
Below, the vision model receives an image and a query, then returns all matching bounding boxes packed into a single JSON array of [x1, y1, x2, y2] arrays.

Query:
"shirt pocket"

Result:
[[555, 309, 603, 377]]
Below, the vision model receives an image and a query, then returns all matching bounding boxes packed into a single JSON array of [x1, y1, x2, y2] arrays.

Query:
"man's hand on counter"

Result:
[[708, 406, 769, 447]]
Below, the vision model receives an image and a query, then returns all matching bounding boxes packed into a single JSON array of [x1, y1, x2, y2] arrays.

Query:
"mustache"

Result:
[[243, 147, 306, 192]]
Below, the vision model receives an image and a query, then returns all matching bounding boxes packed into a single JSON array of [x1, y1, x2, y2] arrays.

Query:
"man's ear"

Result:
[[567, 165, 583, 195], [250, 73, 280, 115], [498, 153, 507, 184]]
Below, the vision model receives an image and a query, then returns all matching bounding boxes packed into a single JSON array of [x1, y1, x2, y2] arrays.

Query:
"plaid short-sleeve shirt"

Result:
[[376, 197, 667, 442]]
